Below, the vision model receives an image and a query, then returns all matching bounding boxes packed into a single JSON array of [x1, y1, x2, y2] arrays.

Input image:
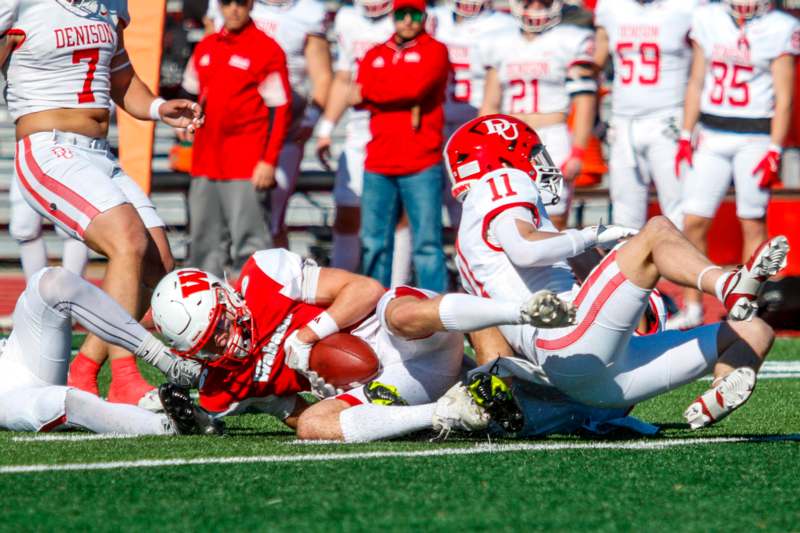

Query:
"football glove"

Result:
[[285, 330, 313, 373], [753, 146, 782, 189], [581, 224, 639, 250], [674, 132, 693, 178]]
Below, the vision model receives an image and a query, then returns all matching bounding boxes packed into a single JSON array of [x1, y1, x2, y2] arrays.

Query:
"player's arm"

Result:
[[110, 30, 203, 131], [593, 26, 610, 70], [305, 34, 333, 109], [681, 41, 705, 137], [564, 64, 598, 179], [479, 67, 501, 116], [769, 53, 795, 148], [315, 69, 352, 167], [294, 268, 385, 345]]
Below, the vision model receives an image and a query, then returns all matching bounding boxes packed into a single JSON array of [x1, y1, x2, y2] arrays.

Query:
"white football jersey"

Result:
[[0, 0, 128, 120], [331, 6, 394, 142], [430, 6, 516, 125], [691, 3, 800, 119], [206, 0, 327, 95], [481, 24, 595, 115], [595, 0, 701, 118]]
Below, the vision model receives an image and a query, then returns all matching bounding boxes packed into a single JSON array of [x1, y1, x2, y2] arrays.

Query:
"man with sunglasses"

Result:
[[182, 0, 291, 278], [353, 0, 452, 292]]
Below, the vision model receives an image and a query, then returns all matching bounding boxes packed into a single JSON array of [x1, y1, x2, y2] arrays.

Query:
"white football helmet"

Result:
[[260, 0, 297, 7], [447, 0, 489, 18], [509, 0, 562, 33], [723, 0, 772, 20], [151, 269, 254, 368], [356, 0, 393, 18]]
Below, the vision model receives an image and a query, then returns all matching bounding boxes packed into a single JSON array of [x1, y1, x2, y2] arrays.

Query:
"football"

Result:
[[309, 333, 381, 389]]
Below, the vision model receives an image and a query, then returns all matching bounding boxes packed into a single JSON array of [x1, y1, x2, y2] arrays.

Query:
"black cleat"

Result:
[[466, 372, 524, 433], [158, 383, 224, 436]]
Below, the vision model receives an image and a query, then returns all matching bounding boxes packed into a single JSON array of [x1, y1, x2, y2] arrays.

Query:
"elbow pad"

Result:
[[565, 74, 598, 97]]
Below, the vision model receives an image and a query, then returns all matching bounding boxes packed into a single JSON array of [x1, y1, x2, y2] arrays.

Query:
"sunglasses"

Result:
[[393, 8, 424, 22], [220, 0, 249, 6]]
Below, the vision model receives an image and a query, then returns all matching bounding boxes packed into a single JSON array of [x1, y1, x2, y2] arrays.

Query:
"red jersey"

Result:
[[185, 21, 291, 179], [357, 32, 451, 175], [199, 249, 323, 412]]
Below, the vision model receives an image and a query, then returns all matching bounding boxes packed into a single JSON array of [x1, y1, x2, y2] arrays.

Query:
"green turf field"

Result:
[[2, 338, 799, 532]]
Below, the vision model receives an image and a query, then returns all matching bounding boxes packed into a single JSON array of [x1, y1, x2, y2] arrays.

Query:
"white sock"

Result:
[[62, 239, 89, 276], [19, 238, 47, 280], [332, 231, 360, 272], [339, 403, 436, 442], [685, 301, 704, 316], [714, 272, 731, 302], [439, 293, 522, 331], [65, 388, 172, 435], [390, 226, 412, 287]]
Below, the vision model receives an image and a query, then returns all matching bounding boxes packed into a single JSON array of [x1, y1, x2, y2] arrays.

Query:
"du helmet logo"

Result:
[[483, 118, 519, 141]]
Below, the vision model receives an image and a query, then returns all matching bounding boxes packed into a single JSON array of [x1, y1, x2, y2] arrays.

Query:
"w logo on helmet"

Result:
[[483, 118, 519, 141], [177, 270, 211, 298]]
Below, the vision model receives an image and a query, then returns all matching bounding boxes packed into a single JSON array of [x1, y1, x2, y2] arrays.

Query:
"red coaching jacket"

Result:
[[184, 21, 291, 180], [357, 32, 451, 176]]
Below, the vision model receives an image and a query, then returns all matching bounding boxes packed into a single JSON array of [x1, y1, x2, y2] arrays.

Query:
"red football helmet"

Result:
[[151, 269, 254, 369], [444, 114, 563, 203], [509, 0, 562, 33], [723, 0, 772, 20]]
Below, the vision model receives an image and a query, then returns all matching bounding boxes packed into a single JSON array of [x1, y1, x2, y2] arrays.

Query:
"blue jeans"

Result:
[[361, 164, 446, 292]]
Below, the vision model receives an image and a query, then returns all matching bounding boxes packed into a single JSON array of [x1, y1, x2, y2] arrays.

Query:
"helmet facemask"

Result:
[[448, 0, 487, 18], [510, 0, 562, 33], [356, 0, 393, 18], [529, 143, 563, 206], [723, 0, 771, 21]]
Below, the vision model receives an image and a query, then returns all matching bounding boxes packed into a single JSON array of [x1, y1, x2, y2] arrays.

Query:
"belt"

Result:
[[699, 113, 771, 134], [49, 130, 110, 151]]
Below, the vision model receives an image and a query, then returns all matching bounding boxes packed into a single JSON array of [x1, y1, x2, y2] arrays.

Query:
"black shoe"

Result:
[[158, 383, 224, 436], [364, 380, 408, 406], [466, 372, 524, 433]]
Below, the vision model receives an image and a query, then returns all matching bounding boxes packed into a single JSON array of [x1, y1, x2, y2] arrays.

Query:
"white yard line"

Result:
[[11, 434, 139, 443], [3, 436, 796, 475]]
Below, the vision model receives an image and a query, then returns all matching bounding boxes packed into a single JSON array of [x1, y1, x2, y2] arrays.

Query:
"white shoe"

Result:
[[721, 236, 790, 321], [138, 388, 164, 412], [520, 290, 576, 328], [666, 305, 704, 330], [432, 383, 490, 440], [684, 367, 757, 429]]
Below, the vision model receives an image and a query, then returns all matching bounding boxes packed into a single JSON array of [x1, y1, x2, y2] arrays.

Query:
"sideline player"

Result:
[[446, 114, 785, 428], [670, 0, 799, 329], [205, 0, 333, 248], [594, 0, 701, 230], [480, 0, 597, 229], [0, 266, 208, 435], [0, 0, 204, 405], [429, 0, 515, 226], [150, 248, 576, 442], [316, 0, 413, 284]]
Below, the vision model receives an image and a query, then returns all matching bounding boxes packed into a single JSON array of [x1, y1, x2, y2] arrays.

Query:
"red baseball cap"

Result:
[[393, 0, 426, 12]]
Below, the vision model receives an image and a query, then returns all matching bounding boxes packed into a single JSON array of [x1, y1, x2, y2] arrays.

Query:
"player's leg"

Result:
[[645, 112, 684, 229], [58, 227, 89, 276], [9, 176, 47, 279], [269, 141, 303, 249], [538, 123, 573, 230], [608, 116, 649, 229], [332, 147, 364, 272], [396, 165, 447, 292], [669, 130, 734, 328], [732, 133, 771, 260], [360, 170, 401, 287]]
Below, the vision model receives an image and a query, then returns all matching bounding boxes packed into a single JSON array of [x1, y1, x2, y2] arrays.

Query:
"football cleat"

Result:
[[467, 372, 524, 433], [159, 383, 224, 436], [137, 388, 165, 412], [665, 304, 704, 331], [520, 290, 576, 328], [432, 383, 490, 440], [364, 381, 408, 406], [683, 367, 757, 429], [721, 236, 789, 321]]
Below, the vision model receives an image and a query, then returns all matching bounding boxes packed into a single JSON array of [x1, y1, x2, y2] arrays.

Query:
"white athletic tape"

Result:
[[4, 437, 798, 475]]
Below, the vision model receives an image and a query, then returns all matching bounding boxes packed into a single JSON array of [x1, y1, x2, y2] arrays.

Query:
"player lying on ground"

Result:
[[0, 267, 213, 435], [445, 114, 787, 430], [150, 248, 575, 442]]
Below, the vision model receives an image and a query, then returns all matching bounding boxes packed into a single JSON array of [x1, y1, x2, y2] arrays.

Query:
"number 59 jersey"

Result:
[[455, 168, 575, 304], [691, 3, 800, 119], [595, 0, 701, 118], [0, 0, 128, 120]]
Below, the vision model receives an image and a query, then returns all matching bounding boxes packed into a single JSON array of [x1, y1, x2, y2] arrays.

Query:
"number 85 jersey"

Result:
[[0, 0, 128, 120], [691, 2, 800, 119], [595, 0, 701, 118]]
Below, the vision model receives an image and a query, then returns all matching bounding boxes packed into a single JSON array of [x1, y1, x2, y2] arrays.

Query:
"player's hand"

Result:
[[581, 224, 639, 250], [316, 136, 333, 171], [675, 132, 693, 178], [251, 161, 276, 191], [285, 330, 314, 373], [753, 146, 782, 189], [166, 358, 203, 389], [305, 370, 344, 399], [160, 99, 204, 134], [560, 146, 585, 181]]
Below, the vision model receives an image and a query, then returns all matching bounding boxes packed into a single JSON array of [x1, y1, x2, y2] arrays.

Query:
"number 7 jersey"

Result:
[[691, 2, 800, 119], [0, 0, 128, 120]]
